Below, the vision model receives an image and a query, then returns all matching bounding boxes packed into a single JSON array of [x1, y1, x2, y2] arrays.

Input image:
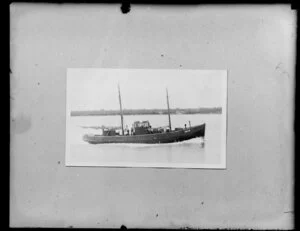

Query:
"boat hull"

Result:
[[83, 123, 205, 144]]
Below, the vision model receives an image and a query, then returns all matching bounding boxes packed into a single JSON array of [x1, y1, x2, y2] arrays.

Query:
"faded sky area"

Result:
[[67, 69, 227, 111]]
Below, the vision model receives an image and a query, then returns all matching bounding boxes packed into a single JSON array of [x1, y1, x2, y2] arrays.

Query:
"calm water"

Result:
[[66, 114, 225, 168]]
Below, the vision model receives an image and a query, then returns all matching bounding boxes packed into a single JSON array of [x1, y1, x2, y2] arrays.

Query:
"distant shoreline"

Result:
[[71, 108, 222, 116]]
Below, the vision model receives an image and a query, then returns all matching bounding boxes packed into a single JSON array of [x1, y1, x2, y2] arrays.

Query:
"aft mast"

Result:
[[166, 88, 172, 131], [118, 84, 124, 135]]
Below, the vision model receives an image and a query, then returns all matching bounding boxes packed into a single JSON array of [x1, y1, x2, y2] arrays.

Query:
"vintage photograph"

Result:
[[66, 69, 227, 168]]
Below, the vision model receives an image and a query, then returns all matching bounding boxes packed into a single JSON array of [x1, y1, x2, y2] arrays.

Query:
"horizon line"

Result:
[[71, 107, 222, 111]]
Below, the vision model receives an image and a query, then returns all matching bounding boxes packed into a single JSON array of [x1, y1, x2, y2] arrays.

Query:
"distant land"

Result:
[[70, 107, 222, 116]]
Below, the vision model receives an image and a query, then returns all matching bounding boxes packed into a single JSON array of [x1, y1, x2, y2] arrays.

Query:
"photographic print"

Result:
[[66, 69, 227, 168]]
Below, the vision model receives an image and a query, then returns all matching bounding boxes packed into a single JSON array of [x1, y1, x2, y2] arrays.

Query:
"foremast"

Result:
[[118, 84, 124, 135], [166, 88, 172, 131]]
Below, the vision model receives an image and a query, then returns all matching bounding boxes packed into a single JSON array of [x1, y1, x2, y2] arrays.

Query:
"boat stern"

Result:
[[83, 134, 92, 142]]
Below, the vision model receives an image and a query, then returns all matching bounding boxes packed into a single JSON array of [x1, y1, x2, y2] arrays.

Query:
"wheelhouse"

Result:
[[132, 121, 152, 135]]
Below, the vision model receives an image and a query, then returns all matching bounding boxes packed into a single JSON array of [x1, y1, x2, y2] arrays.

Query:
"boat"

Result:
[[82, 85, 205, 144]]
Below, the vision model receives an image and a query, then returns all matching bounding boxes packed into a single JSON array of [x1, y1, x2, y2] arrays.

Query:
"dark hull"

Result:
[[83, 123, 205, 144]]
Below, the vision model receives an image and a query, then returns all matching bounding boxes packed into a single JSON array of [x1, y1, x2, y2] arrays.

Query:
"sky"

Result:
[[67, 69, 227, 111]]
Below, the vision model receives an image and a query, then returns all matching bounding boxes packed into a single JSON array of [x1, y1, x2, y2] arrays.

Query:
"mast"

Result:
[[118, 84, 124, 135], [166, 88, 172, 130]]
